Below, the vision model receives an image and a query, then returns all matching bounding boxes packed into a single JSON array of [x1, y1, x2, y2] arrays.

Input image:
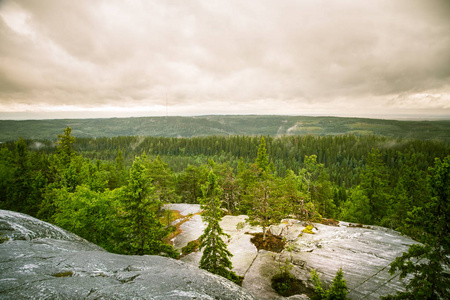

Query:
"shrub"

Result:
[[311, 268, 348, 300], [181, 239, 200, 256], [272, 271, 296, 295], [271, 259, 295, 296]]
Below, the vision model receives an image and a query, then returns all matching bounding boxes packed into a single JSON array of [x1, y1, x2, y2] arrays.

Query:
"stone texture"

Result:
[[0, 210, 256, 300], [284, 222, 416, 300], [165, 203, 202, 217], [170, 207, 418, 300]]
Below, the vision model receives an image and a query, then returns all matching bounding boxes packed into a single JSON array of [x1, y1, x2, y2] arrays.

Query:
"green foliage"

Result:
[[0, 234, 9, 243], [147, 155, 178, 205], [300, 155, 335, 218], [339, 186, 371, 224], [271, 259, 295, 296], [56, 127, 76, 165], [311, 269, 325, 299], [382, 156, 450, 300], [213, 162, 240, 214], [245, 175, 285, 240], [52, 185, 122, 252], [311, 268, 348, 300], [302, 225, 315, 234], [1, 123, 450, 275], [176, 164, 209, 203], [2, 116, 450, 143], [181, 239, 200, 256], [244, 139, 287, 240], [120, 155, 178, 258], [199, 169, 239, 284], [327, 268, 348, 300], [360, 148, 390, 224], [108, 149, 127, 189], [256, 137, 270, 173]]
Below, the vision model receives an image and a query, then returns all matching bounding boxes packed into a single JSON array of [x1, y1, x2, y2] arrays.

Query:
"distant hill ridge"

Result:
[[1, 115, 449, 143]]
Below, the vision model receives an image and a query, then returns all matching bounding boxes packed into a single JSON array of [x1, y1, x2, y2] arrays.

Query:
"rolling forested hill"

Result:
[[1, 115, 449, 143]]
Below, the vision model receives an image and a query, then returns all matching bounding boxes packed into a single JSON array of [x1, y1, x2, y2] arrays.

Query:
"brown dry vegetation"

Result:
[[249, 233, 286, 253]]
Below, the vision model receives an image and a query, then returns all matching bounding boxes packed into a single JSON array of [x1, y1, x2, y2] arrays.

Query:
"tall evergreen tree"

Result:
[[56, 127, 76, 165], [10, 137, 30, 212], [199, 170, 239, 284], [0, 148, 14, 210], [109, 149, 127, 188], [300, 155, 334, 218], [360, 149, 389, 224], [281, 169, 306, 218], [382, 156, 450, 300], [176, 164, 208, 203], [121, 156, 178, 258], [256, 137, 269, 173], [245, 138, 284, 240], [147, 155, 178, 205], [339, 185, 372, 224], [246, 174, 284, 240], [213, 162, 239, 214]]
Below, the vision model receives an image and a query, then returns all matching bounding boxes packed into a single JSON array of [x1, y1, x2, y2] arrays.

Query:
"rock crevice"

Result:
[[169, 207, 417, 300]]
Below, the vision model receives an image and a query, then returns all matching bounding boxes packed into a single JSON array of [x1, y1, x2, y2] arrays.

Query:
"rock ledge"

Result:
[[0, 210, 256, 300]]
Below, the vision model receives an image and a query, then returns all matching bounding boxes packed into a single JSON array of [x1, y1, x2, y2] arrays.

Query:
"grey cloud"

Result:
[[0, 0, 449, 118]]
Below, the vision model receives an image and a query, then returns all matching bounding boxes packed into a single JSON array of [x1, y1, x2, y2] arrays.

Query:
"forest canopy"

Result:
[[1, 129, 448, 241], [1, 126, 449, 297]]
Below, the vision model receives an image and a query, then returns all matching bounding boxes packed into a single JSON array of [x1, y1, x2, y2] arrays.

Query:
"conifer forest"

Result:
[[1, 123, 448, 299]]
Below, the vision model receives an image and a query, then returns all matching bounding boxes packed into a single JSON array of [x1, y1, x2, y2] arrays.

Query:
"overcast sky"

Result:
[[0, 0, 449, 120]]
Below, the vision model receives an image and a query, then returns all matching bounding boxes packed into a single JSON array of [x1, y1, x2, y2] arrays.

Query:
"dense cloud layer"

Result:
[[0, 0, 449, 119]]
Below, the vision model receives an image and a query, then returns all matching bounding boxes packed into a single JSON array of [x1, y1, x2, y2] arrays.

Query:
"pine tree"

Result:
[[327, 268, 348, 300], [147, 155, 178, 205], [245, 137, 285, 240], [213, 162, 239, 214], [300, 155, 335, 218], [246, 174, 284, 240], [360, 148, 389, 224], [311, 268, 348, 300], [121, 156, 178, 258], [110, 149, 127, 188], [10, 137, 30, 212], [382, 156, 450, 300], [199, 170, 239, 284], [176, 164, 209, 203], [56, 127, 76, 165], [256, 137, 269, 173]]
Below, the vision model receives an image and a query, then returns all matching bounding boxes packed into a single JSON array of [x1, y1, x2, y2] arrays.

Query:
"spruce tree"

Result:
[[110, 149, 127, 188], [382, 156, 450, 300], [147, 155, 178, 205], [11, 137, 30, 212], [245, 137, 284, 240], [199, 170, 239, 284], [311, 268, 348, 300], [121, 156, 178, 258], [360, 148, 389, 224], [56, 127, 76, 165], [327, 268, 348, 300], [256, 137, 269, 173]]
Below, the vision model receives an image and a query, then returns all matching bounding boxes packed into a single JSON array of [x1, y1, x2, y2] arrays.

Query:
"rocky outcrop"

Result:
[[0, 210, 256, 299], [168, 204, 418, 300]]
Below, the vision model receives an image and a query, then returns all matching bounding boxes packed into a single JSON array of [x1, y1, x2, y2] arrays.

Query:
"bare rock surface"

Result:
[[285, 221, 416, 300], [170, 205, 418, 300], [0, 210, 256, 300], [165, 203, 202, 217], [174, 214, 205, 249]]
